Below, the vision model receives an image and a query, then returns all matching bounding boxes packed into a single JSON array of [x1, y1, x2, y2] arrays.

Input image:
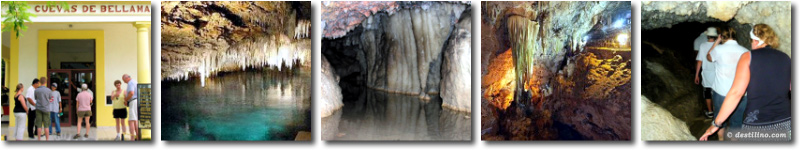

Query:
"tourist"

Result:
[[695, 27, 718, 118], [123, 74, 139, 141], [74, 84, 93, 140], [33, 76, 52, 141], [112, 80, 128, 141], [700, 24, 791, 141], [49, 83, 62, 136], [25, 78, 39, 139], [13, 83, 28, 141], [703, 26, 749, 141], [693, 28, 708, 51]]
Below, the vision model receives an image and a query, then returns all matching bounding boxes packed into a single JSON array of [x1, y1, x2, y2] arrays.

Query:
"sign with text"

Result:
[[137, 84, 151, 130], [32, 4, 151, 15]]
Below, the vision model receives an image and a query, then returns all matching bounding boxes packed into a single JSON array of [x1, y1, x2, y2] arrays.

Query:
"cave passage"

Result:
[[641, 20, 750, 139]]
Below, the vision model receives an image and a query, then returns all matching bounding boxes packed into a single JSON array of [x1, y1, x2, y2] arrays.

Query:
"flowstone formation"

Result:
[[321, 1, 472, 112]]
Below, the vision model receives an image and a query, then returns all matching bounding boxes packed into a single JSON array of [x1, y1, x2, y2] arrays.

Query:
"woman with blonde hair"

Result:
[[700, 24, 791, 141], [13, 83, 28, 140]]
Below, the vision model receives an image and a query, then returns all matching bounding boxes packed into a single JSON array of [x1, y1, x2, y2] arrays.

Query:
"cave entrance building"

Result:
[[2, 1, 152, 139]]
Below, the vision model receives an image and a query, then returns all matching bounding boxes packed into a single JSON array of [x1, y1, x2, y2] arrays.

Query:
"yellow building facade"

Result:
[[2, 1, 151, 133]]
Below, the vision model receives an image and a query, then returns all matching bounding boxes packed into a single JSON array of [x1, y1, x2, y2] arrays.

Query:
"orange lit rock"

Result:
[[481, 49, 516, 110]]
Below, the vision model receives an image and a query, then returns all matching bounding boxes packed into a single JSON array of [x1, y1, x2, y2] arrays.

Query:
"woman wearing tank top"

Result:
[[13, 83, 29, 140], [701, 24, 791, 141]]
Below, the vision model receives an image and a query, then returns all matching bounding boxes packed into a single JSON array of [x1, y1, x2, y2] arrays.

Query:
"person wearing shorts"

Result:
[[112, 80, 128, 140], [33, 77, 52, 141], [74, 84, 93, 140], [695, 27, 718, 118], [123, 74, 139, 141]]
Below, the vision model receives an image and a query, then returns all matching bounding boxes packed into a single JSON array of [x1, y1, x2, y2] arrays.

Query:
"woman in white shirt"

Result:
[[705, 26, 749, 140]]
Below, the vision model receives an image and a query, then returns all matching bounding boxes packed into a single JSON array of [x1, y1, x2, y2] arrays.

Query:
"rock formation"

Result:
[[481, 1, 631, 140], [440, 10, 473, 112], [642, 96, 697, 141], [161, 1, 312, 81], [322, 1, 471, 111], [321, 57, 343, 117]]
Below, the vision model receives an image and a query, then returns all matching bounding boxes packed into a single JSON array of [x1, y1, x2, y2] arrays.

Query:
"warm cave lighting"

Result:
[[616, 33, 628, 46]]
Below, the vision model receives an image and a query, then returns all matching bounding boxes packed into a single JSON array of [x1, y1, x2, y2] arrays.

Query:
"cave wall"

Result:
[[641, 41, 707, 138], [642, 1, 791, 56], [365, 3, 466, 96]]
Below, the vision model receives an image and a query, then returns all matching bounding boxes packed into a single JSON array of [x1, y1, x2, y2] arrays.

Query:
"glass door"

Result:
[[71, 70, 96, 127]]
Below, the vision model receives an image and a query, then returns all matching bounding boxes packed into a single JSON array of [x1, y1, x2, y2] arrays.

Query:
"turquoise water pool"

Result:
[[162, 70, 311, 141]]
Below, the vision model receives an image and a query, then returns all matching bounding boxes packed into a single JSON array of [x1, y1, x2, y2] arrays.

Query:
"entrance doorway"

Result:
[[47, 39, 96, 127]]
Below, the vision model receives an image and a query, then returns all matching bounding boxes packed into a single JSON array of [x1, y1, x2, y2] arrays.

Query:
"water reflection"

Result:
[[162, 70, 311, 141], [323, 88, 471, 141]]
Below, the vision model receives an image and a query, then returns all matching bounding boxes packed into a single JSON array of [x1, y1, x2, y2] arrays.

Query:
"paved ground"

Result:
[[2, 123, 138, 141]]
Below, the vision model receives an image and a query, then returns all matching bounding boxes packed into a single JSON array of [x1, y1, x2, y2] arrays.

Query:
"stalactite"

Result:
[[507, 16, 541, 105], [162, 34, 311, 81]]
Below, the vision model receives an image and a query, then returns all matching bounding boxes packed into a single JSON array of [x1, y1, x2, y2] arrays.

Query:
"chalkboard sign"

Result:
[[137, 84, 151, 130]]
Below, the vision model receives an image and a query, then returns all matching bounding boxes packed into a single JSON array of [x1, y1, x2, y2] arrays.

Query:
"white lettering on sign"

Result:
[[32, 4, 150, 15]]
